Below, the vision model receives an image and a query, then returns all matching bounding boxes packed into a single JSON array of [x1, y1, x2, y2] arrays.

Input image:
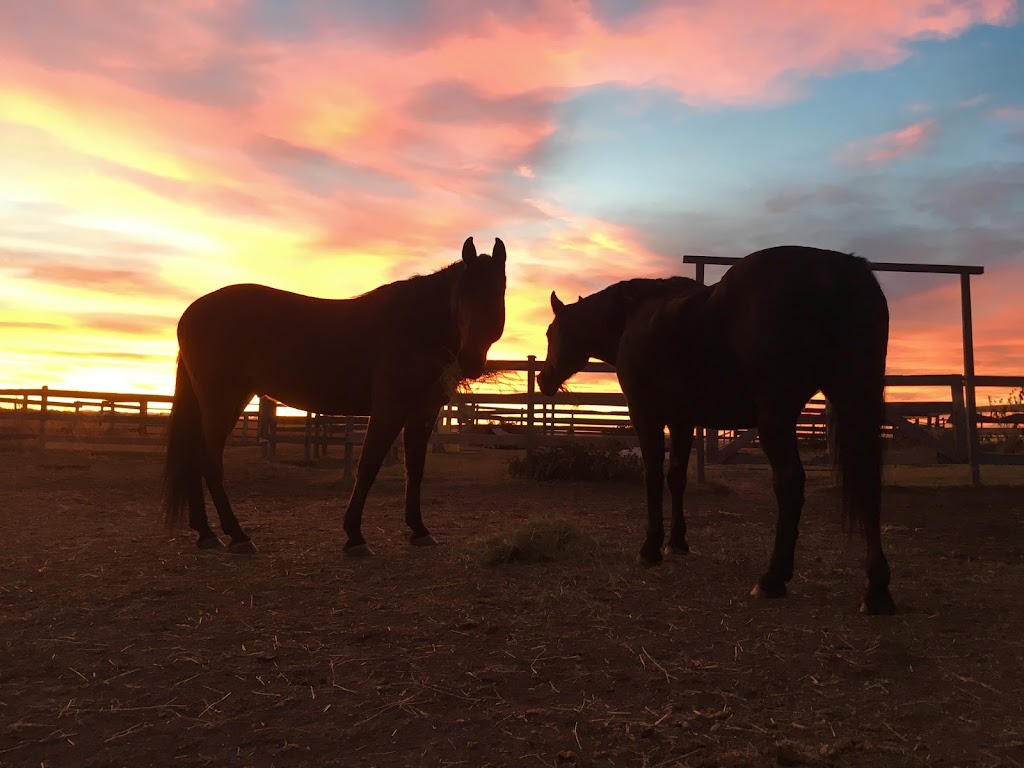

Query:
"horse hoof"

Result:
[[196, 536, 223, 551], [750, 583, 786, 599], [663, 543, 691, 557], [227, 539, 258, 555], [411, 534, 439, 547], [860, 591, 897, 616], [345, 543, 376, 558]]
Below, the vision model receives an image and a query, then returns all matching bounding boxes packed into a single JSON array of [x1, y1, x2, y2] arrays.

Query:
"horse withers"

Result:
[[538, 246, 895, 615], [163, 237, 507, 556]]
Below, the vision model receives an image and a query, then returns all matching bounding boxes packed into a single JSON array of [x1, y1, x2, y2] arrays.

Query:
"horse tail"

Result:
[[163, 355, 203, 532], [828, 257, 889, 537]]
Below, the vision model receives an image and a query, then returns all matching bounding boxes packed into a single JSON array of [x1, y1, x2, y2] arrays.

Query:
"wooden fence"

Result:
[[2, 361, 1021, 483]]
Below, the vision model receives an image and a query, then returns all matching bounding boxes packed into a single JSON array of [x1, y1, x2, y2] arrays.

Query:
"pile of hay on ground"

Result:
[[462, 518, 604, 566], [507, 443, 644, 483]]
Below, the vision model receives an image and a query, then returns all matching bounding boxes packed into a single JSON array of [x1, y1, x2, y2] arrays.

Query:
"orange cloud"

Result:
[[886, 261, 1024, 377]]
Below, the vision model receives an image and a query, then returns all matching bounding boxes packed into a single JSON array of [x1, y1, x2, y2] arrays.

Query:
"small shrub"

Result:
[[507, 442, 645, 483]]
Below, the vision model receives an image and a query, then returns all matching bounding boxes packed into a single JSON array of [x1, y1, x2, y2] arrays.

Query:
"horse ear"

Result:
[[550, 291, 565, 315], [577, 295, 583, 302], [462, 237, 478, 264], [493, 237, 506, 265]]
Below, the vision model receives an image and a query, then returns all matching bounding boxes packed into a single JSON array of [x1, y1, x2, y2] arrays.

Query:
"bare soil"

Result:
[[1, 446, 1022, 767]]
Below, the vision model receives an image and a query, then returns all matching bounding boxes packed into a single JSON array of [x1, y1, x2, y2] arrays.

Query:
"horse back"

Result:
[[714, 246, 886, 348], [176, 284, 408, 414]]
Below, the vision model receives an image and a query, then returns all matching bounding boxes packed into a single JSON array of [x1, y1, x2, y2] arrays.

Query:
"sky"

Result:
[[1, 0, 1023, 403]]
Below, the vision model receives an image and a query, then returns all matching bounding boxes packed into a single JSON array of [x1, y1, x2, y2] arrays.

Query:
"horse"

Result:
[[537, 245, 895, 615], [163, 236, 507, 556]]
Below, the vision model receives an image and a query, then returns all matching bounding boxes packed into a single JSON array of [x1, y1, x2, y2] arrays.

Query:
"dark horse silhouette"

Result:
[[538, 246, 895, 614], [164, 237, 507, 556]]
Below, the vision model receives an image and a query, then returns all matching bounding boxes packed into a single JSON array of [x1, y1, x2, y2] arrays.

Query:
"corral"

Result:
[[2, 443, 1022, 767]]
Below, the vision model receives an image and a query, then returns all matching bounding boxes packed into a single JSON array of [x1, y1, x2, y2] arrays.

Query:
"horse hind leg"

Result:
[[752, 417, 805, 599], [200, 394, 257, 554], [188, 474, 222, 550], [822, 382, 895, 615]]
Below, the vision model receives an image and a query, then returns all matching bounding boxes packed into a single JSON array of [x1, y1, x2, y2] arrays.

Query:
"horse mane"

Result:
[[353, 252, 503, 303], [578, 276, 700, 315]]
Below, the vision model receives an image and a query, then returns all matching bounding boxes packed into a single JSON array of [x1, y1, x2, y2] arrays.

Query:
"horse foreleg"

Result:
[[403, 407, 442, 546], [342, 410, 405, 556], [665, 421, 695, 555], [753, 420, 805, 598], [633, 413, 667, 566]]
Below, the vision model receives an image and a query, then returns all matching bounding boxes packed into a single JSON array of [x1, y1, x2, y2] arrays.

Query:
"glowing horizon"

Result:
[[1, 1, 1023, 399]]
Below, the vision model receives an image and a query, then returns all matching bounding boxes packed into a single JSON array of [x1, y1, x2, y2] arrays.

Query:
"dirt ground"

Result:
[[1, 445, 1023, 768]]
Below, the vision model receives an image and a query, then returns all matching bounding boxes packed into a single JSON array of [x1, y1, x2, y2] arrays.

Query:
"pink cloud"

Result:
[[991, 105, 1024, 121], [835, 118, 939, 166], [0, 0, 1012, 255], [21, 263, 190, 299]]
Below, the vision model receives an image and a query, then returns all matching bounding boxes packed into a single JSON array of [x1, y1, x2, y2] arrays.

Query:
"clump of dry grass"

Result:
[[507, 443, 645, 483], [460, 517, 604, 567]]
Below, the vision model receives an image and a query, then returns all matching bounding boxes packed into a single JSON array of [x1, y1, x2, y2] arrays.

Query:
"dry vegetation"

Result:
[[1, 444, 1023, 767]]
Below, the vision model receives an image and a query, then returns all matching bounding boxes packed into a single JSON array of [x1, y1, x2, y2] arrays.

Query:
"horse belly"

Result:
[[685, 379, 758, 429], [255, 354, 376, 416]]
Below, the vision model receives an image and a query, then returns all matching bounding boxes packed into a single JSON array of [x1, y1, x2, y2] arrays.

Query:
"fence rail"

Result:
[[2, 362, 1022, 482]]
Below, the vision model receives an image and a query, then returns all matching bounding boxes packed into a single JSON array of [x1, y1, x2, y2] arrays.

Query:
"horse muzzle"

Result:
[[457, 351, 487, 380], [536, 368, 560, 397]]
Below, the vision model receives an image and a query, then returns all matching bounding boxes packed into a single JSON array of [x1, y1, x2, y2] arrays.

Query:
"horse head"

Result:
[[452, 237, 506, 379], [537, 290, 593, 396]]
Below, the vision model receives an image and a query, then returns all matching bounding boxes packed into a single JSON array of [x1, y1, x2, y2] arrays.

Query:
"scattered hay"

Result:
[[507, 443, 645, 483], [461, 517, 604, 566]]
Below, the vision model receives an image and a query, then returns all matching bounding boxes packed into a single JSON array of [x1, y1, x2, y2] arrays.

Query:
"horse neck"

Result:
[[581, 278, 704, 364], [394, 263, 462, 350], [577, 288, 629, 365]]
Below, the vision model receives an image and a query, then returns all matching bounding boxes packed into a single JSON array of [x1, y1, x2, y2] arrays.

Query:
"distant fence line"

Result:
[[1, 358, 1022, 483]]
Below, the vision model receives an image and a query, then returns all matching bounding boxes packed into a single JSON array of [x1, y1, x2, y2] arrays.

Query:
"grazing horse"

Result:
[[163, 237, 507, 556], [538, 246, 895, 615]]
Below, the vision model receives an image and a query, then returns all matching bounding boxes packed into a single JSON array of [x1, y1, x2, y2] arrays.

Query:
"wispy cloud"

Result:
[[991, 105, 1024, 121], [74, 313, 177, 337], [958, 94, 991, 109], [835, 119, 939, 166]]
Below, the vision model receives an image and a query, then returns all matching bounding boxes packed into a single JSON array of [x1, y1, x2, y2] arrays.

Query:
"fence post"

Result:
[[526, 355, 537, 458], [258, 397, 269, 458], [343, 416, 355, 483], [139, 399, 148, 436], [960, 274, 981, 485], [693, 261, 708, 481], [268, 402, 278, 459], [38, 386, 48, 449], [304, 411, 313, 463], [824, 399, 834, 459], [950, 378, 968, 462]]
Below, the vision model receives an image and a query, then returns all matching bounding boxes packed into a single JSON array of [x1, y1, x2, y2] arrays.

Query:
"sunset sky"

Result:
[[1, 1, 1023, 401]]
